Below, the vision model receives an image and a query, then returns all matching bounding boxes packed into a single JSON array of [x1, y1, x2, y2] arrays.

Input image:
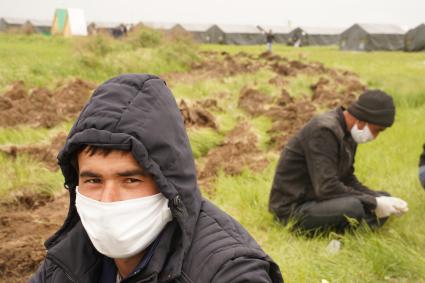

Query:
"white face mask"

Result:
[[75, 187, 172, 259], [350, 122, 374, 144]]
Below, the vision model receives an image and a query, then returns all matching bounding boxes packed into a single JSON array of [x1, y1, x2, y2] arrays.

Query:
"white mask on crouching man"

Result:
[[75, 186, 172, 259], [350, 122, 374, 144]]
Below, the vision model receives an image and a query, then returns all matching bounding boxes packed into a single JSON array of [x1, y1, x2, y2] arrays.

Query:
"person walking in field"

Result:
[[269, 90, 408, 233], [419, 144, 425, 189], [266, 29, 275, 52], [29, 74, 283, 283]]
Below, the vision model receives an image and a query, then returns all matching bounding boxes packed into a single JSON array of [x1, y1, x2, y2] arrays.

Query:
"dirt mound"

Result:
[[199, 122, 269, 190], [0, 96, 13, 111], [259, 51, 284, 62], [276, 89, 293, 106], [195, 98, 222, 111], [311, 73, 366, 109], [3, 81, 27, 100], [179, 99, 218, 129], [268, 76, 288, 87], [270, 62, 296, 76], [0, 132, 67, 171], [0, 79, 95, 128], [163, 51, 268, 84], [265, 98, 317, 150], [0, 193, 68, 282], [238, 87, 274, 116], [195, 51, 266, 76]]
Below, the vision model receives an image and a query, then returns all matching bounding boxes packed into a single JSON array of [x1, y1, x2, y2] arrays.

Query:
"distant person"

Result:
[[269, 90, 408, 233], [420, 144, 425, 189], [111, 24, 127, 38], [29, 74, 283, 283], [266, 29, 275, 52]]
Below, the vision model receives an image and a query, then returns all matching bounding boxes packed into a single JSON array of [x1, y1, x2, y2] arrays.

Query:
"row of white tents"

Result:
[[1, 10, 425, 52]]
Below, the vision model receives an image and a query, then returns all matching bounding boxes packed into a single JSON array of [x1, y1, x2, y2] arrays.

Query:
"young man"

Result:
[[269, 90, 408, 233], [30, 74, 283, 282]]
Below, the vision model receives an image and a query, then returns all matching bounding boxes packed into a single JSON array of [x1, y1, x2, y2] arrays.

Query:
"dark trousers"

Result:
[[292, 196, 385, 233]]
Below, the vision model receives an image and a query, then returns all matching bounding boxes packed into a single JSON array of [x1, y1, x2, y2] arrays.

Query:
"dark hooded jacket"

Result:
[[269, 107, 383, 221], [29, 74, 283, 283], [420, 144, 425, 167]]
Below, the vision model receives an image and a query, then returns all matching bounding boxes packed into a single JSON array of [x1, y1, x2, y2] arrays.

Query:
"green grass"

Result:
[[0, 153, 63, 200], [0, 32, 199, 90], [286, 73, 321, 98], [0, 122, 72, 146], [250, 116, 273, 151], [188, 127, 224, 158]]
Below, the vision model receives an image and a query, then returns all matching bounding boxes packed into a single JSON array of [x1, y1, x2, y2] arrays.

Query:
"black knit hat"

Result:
[[348, 90, 395, 127]]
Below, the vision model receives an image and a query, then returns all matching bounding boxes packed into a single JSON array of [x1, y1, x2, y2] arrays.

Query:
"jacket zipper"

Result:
[[46, 254, 78, 283]]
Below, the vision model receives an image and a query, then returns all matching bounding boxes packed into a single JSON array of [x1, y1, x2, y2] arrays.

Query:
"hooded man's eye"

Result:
[[125, 178, 142, 183], [85, 179, 101, 184]]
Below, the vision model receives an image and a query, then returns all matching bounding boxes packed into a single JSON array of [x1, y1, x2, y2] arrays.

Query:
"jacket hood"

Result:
[[46, 74, 202, 271]]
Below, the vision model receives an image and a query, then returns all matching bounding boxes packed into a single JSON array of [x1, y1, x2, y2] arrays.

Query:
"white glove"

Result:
[[375, 196, 408, 218], [390, 197, 408, 216]]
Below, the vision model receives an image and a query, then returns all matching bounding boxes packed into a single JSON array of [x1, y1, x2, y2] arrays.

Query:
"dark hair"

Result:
[[77, 145, 119, 157], [72, 145, 129, 171]]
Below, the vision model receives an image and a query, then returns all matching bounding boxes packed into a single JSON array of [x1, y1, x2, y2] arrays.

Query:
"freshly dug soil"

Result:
[[0, 79, 95, 128]]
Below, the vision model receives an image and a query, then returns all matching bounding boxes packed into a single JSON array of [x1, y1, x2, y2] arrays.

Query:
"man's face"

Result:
[[77, 150, 160, 202], [355, 120, 386, 139]]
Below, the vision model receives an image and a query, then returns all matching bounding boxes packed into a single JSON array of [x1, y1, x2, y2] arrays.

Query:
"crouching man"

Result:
[[269, 90, 408, 233], [30, 74, 283, 283]]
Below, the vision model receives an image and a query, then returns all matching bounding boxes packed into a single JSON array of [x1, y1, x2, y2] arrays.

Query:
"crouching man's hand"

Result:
[[375, 196, 408, 218]]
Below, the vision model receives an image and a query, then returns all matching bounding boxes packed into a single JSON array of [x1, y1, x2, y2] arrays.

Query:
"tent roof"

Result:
[[30, 19, 52, 27], [1, 17, 28, 25], [356, 23, 405, 34], [143, 21, 177, 30], [216, 24, 260, 34], [408, 23, 425, 32], [296, 26, 344, 35], [262, 25, 293, 34], [179, 23, 212, 32]]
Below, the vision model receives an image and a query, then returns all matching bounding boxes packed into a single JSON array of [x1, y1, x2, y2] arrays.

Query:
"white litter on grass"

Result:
[[326, 239, 341, 254]]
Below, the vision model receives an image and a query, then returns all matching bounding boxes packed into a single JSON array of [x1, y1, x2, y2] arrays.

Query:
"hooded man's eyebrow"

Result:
[[79, 171, 101, 178], [116, 169, 148, 177], [79, 169, 147, 178]]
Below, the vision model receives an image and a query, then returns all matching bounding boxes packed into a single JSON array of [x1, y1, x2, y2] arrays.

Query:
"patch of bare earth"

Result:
[[0, 193, 68, 282], [198, 122, 269, 195], [0, 132, 67, 171], [179, 99, 218, 129], [0, 79, 95, 128]]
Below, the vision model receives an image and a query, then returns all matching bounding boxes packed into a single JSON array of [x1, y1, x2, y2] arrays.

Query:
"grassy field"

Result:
[[1, 33, 425, 282]]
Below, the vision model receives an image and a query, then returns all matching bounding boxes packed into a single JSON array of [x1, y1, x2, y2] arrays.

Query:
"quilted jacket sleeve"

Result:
[[28, 260, 47, 283], [211, 257, 282, 283]]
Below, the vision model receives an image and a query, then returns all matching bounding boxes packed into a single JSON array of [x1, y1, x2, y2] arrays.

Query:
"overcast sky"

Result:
[[1, 0, 424, 29]]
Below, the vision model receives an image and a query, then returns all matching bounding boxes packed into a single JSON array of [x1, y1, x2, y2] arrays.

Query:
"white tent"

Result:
[[51, 8, 87, 36]]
